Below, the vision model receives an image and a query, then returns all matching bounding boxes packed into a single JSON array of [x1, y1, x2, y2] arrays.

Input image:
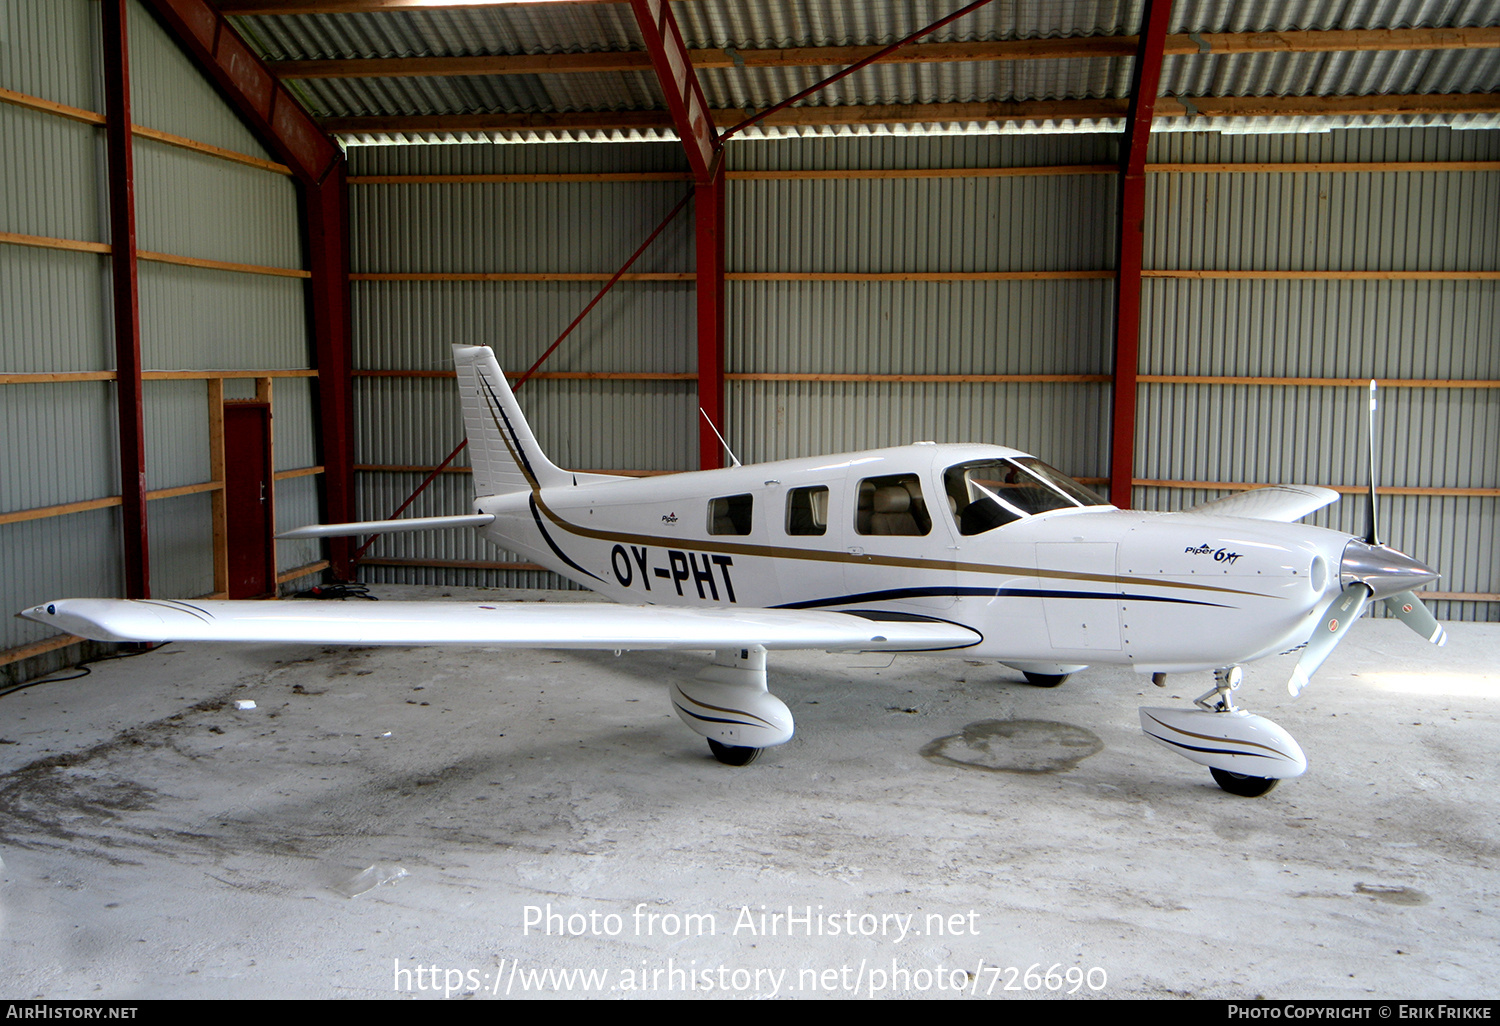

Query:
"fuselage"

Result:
[[476, 442, 1352, 674]]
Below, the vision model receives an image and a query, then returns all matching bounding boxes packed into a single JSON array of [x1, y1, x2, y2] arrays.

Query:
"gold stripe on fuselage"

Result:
[[476, 366, 1273, 602]]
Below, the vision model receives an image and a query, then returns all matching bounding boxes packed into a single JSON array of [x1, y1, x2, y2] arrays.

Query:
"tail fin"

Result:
[[454, 345, 569, 497]]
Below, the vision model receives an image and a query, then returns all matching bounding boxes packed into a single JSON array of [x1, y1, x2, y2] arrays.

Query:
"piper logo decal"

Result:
[[1185, 543, 1243, 565]]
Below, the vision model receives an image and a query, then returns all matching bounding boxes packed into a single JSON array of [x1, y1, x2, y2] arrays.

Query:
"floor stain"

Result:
[[921, 719, 1104, 774], [1354, 883, 1430, 906]]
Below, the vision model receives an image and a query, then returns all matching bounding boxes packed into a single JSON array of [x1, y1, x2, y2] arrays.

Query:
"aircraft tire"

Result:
[[707, 739, 762, 766], [1210, 767, 1279, 797], [1022, 672, 1070, 688]]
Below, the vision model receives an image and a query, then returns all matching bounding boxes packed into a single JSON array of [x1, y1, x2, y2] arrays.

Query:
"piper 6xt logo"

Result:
[[1185, 543, 1243, 565]]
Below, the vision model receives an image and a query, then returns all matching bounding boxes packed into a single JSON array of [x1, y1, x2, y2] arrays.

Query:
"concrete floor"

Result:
[[0, 586, 1495, 1000]]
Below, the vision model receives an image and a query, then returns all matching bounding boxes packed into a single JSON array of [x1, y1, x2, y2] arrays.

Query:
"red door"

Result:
[[225, 403, 274, 598]]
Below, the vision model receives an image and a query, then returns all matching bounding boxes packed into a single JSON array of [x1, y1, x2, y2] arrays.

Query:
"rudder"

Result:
[[453, 345, 569, 497]]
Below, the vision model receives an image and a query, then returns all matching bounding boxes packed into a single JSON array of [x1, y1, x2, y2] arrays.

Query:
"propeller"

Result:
[[1287, 381, 1445, 697], [1289, 582, 1371, 697]]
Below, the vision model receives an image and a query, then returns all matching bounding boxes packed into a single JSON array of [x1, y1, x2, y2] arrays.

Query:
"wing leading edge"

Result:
[[1174, 485, 1340, 523], [22, 599, 981, 653]]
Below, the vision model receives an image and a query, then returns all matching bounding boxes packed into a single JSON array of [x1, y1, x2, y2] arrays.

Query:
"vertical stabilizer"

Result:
[[453, 345, 569, 497]]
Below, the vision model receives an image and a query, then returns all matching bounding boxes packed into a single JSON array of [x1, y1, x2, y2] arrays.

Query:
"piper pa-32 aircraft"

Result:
[[24, 345, 1448, 796]]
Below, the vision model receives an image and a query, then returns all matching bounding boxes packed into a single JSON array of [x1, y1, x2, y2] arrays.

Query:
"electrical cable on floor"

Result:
[[0, 642, 169, 699], [294, 583, 377, 600]]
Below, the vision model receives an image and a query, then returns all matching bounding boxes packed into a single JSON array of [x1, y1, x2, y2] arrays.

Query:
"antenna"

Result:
[[700, 408, 742, 467], [1364, 380, 1380, 546]]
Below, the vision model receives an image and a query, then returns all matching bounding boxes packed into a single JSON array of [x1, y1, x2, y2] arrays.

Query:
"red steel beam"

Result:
[[139, 0, 352, 576], [630, 0, 718, 183], [1110, 0, 1172, 510], [696, 163, 727, 470], [306, 168, 356, 578], [102, 0, 150, 599], [629, 0, 725, 469], [140, 0, 341, 184]]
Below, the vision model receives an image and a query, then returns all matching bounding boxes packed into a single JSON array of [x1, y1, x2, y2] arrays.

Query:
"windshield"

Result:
[[944, 458, 1107, 535]]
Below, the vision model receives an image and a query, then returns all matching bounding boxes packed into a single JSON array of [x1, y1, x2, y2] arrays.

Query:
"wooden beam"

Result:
[[0, 496, 124, 526], [0, 372, 118, 384], [319, 94, 1500, 135], [1155, 93, 1500, 119], [207, 379, 228, 596], [142, 0, 341, 184], [349, 272, 693, 282], [1144, 269, 1500, 280], [0, 633, 87, 669], [1, 370, 320, 384], [133, 125, 292, 175], [360, 557, 549, 572], [268, 27, 1500, 80], [138, 250, 310, 278], [352, 370, 697, 380], [1134, 480, 1500, 498], [276, 559, 330, 584], [1137, 376, 1500, 388], [727, 373, 1112, 384], [0, 86, 105, 125], [273, 466, 325, 480], [345, 161, 1500, 185], [146, 481, 223, 501], [348, 172, 694, 184]]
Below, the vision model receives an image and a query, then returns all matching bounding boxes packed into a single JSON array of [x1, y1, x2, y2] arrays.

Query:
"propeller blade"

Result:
[[1288, 582, 1372, 697], [1365, 380, 1381, 546], [1385, 590, 1448, 647]]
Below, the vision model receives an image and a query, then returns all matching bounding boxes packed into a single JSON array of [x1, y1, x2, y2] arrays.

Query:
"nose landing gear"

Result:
[[1140, 666, 1307, 796]]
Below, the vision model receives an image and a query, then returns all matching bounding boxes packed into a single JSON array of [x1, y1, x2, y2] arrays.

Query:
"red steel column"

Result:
[[306, 167, 355, 578], [1109, 0, 1172, 509], [102, 0, 150, 598], [631, 0, 726, 469], [140, 0, 351, 574], [695, 162, 727, 470]]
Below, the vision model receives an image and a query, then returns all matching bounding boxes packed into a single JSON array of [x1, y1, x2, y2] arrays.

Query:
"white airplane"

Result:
[[23, 346, 1447, 796]]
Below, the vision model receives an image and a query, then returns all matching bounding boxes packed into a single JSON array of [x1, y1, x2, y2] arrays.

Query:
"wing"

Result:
[[1173, 485, 1339, 523], [22, 599, 980, 653]]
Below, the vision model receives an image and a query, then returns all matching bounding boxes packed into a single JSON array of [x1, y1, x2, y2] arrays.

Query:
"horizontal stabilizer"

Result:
[[276, 514, 494, 539], [1175, 485, 1339, 523], [23, 599, 982, 654]]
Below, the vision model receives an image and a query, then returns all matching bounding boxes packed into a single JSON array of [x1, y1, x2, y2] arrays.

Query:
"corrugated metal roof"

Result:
[[229, 0, 1500, 143]]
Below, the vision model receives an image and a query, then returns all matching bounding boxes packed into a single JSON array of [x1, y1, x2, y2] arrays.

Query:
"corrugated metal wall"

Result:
[[2, 0, 318, 662], [349, 127, 1495, 621], [347, 142, 696, 587], [1138, 127, 1500, 621]]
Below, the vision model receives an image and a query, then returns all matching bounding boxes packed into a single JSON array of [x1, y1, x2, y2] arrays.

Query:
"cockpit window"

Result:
[[944, 458, 1106, 535]]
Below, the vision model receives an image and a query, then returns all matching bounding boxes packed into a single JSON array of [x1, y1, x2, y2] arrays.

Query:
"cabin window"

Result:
[[854, 474, 931, 536], [708, 494, 753, 535], [785, 486, 829, 536], [944, 457, 1106, 535]]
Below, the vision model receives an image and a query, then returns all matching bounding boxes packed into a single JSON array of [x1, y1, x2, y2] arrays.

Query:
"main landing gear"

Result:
[[1139, 666, 1308, 797], [671, 646, 793, 768]]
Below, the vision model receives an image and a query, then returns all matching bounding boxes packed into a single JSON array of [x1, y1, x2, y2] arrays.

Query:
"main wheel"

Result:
[[1022, 671, 1070, 688], [708, 739, 761, 766], [1210, 767, 1279, 797]]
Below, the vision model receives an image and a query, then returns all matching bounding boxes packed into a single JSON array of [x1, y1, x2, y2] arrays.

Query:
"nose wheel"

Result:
[[1209, 767, 1278, 797], [708, 739, 762, 766], [1140, 665, 1307, 797]]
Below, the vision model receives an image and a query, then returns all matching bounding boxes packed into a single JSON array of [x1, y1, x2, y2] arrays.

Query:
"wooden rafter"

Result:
[[317, 92, 1500, 134], [264, 27, 1500, 80]]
